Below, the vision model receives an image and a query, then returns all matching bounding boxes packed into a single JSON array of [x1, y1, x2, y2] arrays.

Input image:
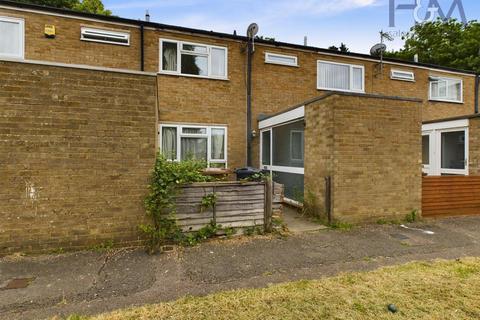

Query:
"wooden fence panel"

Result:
[[422, 176, 480, 217], [175, 181, 268, 232]]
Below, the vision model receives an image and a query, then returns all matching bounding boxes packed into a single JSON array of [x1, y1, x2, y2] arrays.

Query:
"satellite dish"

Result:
[[247, 23, 259, 38], [370, 43, 387, 56]]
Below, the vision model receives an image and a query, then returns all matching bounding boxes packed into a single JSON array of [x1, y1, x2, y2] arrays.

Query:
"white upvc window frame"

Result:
[[429, 76, 463, 104], [159, 38, 228, 80], [265, 52, 298, 67], [317, 60, 365, 93], [422, 119, 469, 176], [259, 121, 305, 176], [0, 16, 25, 59], [80, 27, 130, 46], [390, 69, 415, 82], [290, 130, 304, 161], [159, 123, 228, 168]]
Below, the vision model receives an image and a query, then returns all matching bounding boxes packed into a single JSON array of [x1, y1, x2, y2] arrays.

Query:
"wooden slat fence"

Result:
[[175, 181, 269, 232], [422, 176, 480, 217]]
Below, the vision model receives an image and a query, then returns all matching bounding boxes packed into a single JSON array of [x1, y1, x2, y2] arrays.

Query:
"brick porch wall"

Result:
[[469, 117, 480, 175], [305, 94, 422, 223]]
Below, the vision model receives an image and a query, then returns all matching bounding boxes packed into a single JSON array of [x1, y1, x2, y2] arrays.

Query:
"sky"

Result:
[[102, 0, 480, 54]]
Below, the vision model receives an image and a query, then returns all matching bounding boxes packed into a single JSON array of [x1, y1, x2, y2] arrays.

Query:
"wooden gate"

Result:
[[422, 176, 480, 217]]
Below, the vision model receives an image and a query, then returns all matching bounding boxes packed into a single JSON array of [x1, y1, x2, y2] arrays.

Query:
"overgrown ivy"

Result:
[[140, 154, 213, 253]]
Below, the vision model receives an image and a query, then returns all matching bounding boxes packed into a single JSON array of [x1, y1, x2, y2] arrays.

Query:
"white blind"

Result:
[[211, 47, 226, 77], [318, 62, 350, 90], [0, 19, 22, 57], [352, 67, 363, 90]]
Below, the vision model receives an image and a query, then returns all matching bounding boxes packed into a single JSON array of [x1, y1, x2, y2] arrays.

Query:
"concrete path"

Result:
[[2, 216, 480, 320], [281, 206, 327, 233]]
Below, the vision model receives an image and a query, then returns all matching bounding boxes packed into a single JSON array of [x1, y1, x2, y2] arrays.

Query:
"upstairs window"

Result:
[[160, 39, 227, 79], [160, 124, 227, 168], [0, 16, 24, 59], [265, 52, 298, 67], [80, 27, 130, 46], [429, 76, 463, 103], [317, 60, 364, 92]]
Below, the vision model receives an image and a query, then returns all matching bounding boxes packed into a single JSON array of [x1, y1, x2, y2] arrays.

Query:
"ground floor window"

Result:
[[260, 119, 304, 200], [422, 120, 468, 176], [159, 124, 227, 168]]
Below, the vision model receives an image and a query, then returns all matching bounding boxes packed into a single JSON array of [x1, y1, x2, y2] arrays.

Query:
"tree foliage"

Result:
[[14, 0, 111, 15], [386, 19, 480, 73], [328, 43, 349, 53]]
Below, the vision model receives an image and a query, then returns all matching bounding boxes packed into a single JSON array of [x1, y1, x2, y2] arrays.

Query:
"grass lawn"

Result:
[[76, 258, 480, 320]]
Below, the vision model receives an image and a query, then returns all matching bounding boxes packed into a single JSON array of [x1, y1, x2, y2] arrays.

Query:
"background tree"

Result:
[[328, 42, 349, 53], [385, 19, 480, 73], [14, 0, 111, 15]]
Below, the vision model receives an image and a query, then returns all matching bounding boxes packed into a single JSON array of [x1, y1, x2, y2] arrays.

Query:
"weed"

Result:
[[200, 193, 217, 212], [223, 227, 236, 238], [179, 220, 220, 247], [376, 218, 402, 225], [329, 221, 353, 231], [89, 240, 114, 252], [405, 210, 420, 223], [244, 226, 256, 236]]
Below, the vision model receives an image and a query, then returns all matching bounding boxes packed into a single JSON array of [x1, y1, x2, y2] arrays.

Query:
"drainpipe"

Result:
[[140, 24, 145, 71], [246, 38, 253, 166], [475, 74, 479, 114]]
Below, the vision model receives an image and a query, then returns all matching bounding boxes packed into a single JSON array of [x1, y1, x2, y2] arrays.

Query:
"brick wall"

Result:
[[250, 46, 476, 164], [305, 93, 422, 223], [0, 61, 157, 254], [154, 34, 247, 170], [0, 8, 142, 70], [469, 117, 480, 175], [0, 6, 476, 170]]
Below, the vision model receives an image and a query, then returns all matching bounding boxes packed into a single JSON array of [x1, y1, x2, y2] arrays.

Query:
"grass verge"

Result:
[[70, 258, 480, 320]]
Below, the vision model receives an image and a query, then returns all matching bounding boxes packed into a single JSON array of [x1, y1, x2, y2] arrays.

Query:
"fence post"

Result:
[[325, 176, 332, 224], [212, 185, 217, 225], [264, 178, 273, 233]]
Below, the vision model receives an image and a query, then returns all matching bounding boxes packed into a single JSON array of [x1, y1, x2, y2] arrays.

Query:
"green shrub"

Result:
[[141, 154, 213, 253]]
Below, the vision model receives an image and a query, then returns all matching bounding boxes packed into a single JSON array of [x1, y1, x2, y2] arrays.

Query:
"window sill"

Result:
[[390, 78, 416, 83], [429, 98, 464, 105], [317, 87, 365, 94], [265, 61, 299, 68], [80, 38, 130, 46], [158, 71, 229, 81]]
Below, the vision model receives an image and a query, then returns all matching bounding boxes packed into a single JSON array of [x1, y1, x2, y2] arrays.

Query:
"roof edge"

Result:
[[423, 113, 480, 124], [0, 0, 477, 76], [258, 91, 422, 122]]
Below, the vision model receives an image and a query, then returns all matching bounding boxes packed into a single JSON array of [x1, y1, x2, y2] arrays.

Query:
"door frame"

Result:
[[422, 119, 469, 176]]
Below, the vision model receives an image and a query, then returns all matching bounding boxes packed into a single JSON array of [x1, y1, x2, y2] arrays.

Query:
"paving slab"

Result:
[[281, 206, 328, 233]]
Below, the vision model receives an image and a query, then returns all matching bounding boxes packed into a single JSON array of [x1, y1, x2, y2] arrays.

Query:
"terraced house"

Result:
[[1, 0, 479, 252]]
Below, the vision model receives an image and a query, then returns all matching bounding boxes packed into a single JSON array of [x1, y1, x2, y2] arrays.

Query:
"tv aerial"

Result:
[[371, 30, 393, 78]]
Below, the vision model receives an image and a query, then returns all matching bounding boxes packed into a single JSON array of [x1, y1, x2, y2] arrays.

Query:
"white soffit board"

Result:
[[258, 105, 305, 129], [422, 119, 469, 131]]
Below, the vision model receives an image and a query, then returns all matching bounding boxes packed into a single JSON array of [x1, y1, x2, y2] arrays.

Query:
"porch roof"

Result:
[[257, 91, 423, 125]]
